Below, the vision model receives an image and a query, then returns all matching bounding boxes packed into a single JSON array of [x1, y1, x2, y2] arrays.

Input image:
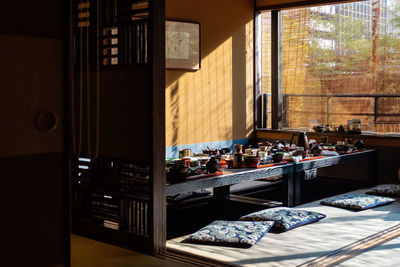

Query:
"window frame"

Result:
[[255, 0, 400, 138]]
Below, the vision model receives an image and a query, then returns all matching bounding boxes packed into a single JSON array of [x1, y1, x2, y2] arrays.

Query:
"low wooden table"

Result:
[[166, 149, 377, 207], [167, 163, 295, 206], [293, 149, 377, 206]]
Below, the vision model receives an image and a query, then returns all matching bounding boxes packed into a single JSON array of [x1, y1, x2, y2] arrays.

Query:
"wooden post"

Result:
[[255, 12, 263, 129], [271, 10, 282, 129], [150, 0, 166, 255]]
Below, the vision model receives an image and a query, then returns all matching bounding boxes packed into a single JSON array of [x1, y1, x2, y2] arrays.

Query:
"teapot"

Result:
[[206, 156, 219, 173], [290, 132, 310, 153]]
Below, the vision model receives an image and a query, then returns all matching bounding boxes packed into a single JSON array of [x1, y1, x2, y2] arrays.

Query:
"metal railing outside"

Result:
[[260, 93, 400, 129]]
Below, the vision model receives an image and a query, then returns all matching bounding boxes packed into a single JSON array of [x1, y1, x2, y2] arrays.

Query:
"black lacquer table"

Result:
[[166, 149, 377, 207]]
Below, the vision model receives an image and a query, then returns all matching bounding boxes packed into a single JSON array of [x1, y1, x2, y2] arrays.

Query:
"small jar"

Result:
[[233, 153, 243, 168]]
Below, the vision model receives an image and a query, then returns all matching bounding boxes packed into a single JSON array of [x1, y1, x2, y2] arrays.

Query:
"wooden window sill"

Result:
[[256, 129, 400, 147]]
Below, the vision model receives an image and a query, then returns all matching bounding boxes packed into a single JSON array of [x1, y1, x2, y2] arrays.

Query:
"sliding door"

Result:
[[0, 1, 69, 266]]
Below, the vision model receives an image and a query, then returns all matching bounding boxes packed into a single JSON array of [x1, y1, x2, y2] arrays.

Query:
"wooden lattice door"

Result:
[[70, 0, 165, 253]]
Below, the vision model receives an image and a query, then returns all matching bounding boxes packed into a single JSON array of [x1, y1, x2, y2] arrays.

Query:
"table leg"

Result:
[[294, 171, 302, 206], [283, 172, 294, 207], [369, 150, 378, 186]]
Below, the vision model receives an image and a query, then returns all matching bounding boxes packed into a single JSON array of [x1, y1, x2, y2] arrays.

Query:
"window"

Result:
[[259, 0, 400, 134]]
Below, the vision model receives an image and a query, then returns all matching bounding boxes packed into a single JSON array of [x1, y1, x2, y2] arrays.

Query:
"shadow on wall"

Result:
[[165, 0, 253, 88]]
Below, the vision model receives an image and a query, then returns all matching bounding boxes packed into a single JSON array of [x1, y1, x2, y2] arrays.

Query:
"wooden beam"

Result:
[[256, 0, 364, 11]]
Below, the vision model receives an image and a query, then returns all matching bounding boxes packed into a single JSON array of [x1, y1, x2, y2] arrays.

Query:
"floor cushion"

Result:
[[366, 184, 400, 198], [320, 193, 394, 211], [239, 207, 326, 232], [183, 220, 274, 248]]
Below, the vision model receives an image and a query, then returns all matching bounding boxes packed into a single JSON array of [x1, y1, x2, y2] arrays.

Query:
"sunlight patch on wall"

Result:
[[166, 37, 233, 147]]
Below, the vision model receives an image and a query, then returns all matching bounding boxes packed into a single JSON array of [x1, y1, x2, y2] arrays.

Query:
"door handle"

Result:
[[35, 110, 57, 132]]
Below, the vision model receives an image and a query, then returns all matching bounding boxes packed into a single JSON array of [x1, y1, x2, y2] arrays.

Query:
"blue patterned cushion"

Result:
[[366, 184, 400, 197], [183, 220, 274, 248], [239, 207, 326, 231], [320, 193, 395, 211]]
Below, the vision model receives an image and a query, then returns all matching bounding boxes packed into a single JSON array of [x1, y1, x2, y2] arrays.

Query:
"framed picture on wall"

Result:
[[166, 20, 201, 70]]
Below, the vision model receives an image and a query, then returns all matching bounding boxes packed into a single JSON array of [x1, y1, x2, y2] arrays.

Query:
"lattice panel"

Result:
[[91, 157, 120, 193], [75, 157, 92, 188], [100, 0, 149, 66], [72, 0, 149, 68], [72, 156, 151, 237], [121, 198, 149, 236], [120, 161, 150, 200], [77, 2, 91, 28], [102, 27, 119, 65], [92, 193, 120, 230]]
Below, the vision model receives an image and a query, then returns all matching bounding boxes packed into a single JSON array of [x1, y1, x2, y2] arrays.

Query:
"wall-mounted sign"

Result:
[[166, 20, 200, 70]]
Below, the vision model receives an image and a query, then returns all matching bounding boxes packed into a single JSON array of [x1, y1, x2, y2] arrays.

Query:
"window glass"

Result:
[[262, 0, 400, 133]]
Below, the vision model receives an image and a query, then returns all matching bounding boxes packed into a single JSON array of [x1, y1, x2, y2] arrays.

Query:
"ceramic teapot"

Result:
[[206, 156, 219, 173], [290, 132, 310, 153]]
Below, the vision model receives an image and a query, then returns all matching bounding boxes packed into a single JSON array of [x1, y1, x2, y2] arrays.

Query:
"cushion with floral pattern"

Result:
[[320, 193, 394, 211], [366, 184, 400, 197], [183, 220, 274, 248], [239, 207, 326, 232]]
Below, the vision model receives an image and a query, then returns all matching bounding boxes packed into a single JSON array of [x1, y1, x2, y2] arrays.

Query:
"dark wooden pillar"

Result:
[[150, 0, 166, 254], [271, 10, 282, 129]]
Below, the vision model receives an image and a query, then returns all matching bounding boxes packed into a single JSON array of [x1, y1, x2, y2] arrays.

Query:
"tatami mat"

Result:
[[337, 236, 400, 267], [167, 189, 400, 266], [71, 234, 192, 267]]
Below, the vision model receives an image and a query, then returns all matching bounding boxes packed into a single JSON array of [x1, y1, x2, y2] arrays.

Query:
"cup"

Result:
[[179, 149, 191, 158], [259, 146, 268, 152]]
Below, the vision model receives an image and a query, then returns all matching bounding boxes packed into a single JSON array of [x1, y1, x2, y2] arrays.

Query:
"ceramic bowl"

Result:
[[335, 144, 349, 154], [272, 153, 284, 163], [244, 155, 261, 167]]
